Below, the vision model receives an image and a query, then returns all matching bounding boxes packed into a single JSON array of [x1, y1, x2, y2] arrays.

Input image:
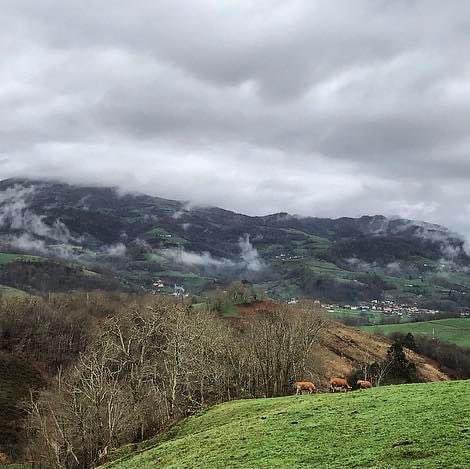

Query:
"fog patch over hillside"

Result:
[[0, 183, 131, 262], [385, 261, 402, 275], [104, 243, 127, 258], [0, 184, 75, 244], [162, 234, 265, 274], [362, 215, 470, 269], [239, 234, 265, 272], [162, 248, 236, 270], [171, 201, 203, 220], [346, 256, 377, 272], [0, 184, 82, 257], [346, 256, 426, 277], [0, 232, 79, 260], [3, 232, 48, 254]]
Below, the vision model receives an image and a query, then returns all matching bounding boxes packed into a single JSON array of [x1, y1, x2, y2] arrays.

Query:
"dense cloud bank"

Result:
[[2, 1, 470, 235]]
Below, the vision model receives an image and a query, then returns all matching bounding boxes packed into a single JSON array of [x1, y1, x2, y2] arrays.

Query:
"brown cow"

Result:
[[293, 381, 317, 395], [329, 377, 352, 392], [357, 379, 373, 390]]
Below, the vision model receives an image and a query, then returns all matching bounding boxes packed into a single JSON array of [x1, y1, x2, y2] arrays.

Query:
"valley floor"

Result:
[[103, 380, 470, 469]]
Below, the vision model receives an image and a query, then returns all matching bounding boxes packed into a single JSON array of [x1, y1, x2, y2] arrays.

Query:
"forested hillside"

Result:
[[1, 178, 470, 309]]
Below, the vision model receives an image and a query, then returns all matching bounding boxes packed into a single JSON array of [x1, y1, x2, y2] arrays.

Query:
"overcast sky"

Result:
[[2, 1, 470, 234]]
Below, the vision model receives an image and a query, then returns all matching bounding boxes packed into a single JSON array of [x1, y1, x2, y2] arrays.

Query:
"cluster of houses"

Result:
[[274, 253, 303, 262], [323, 299, 442, 317], [152, 279, 188, 298], [286, 296, 470, 319]]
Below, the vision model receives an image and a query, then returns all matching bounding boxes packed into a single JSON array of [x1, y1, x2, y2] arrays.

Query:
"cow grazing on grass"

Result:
[[329, 378, 352, 392], [293, 381, 317, 395], [357, 379, 373, 390]]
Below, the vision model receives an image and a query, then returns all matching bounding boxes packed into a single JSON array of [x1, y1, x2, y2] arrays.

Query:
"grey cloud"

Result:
[[1, 1, 470, 238]]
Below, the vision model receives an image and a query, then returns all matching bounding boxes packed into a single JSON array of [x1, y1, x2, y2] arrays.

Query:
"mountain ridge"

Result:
[[0, 177, 450, 232], [0, 177, 469, 308]]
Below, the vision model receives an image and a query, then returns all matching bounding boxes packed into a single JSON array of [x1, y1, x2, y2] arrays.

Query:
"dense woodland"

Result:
[[0, 290, 326, 467]]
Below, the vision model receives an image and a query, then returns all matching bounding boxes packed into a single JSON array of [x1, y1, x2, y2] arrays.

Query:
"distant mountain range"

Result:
[[0, 177, 470, 310]]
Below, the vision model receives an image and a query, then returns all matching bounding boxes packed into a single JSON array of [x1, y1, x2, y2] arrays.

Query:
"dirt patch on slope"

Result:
[[234, 300, 278, 314], [316, 322, 448, 387]]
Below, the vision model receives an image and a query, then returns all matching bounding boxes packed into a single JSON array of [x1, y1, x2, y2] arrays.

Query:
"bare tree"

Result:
[[24, 297, 327, 468]]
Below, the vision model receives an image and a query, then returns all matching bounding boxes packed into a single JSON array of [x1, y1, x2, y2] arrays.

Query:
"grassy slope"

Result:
[[0, 285, 29, 297], [0, 253, 39, 297], [0, 253, 42, 265], [361, 318, 470, 349], [104, 380, 470, 469]]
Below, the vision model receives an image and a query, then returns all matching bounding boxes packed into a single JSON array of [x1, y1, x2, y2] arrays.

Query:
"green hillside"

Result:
[[5, 179, 470, 305], [104, 380, 470, 469], [0, 284, 29, 297], [0, 252, 42, 265], [361, 318, 470, 349]]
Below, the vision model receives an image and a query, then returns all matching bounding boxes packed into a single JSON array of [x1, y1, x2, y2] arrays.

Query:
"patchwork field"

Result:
[[361, 318, 470, 349]]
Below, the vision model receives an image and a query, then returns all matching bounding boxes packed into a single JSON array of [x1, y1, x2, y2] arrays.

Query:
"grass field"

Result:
[[0, 253, 41, 265], [0, 285, 29, 297], [361, 318, 470, 349], [104, 380, 470, 469]]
